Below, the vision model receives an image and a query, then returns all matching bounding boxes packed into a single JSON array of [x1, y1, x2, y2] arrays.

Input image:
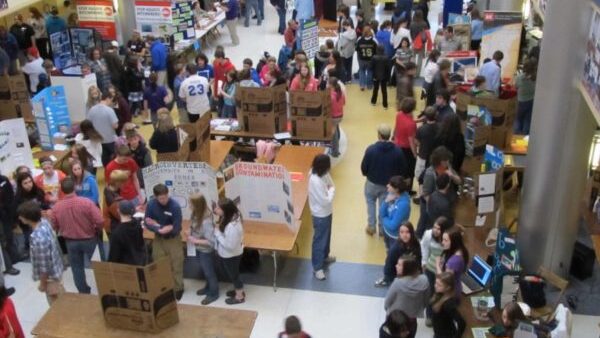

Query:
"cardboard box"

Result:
[[290, 90, 331, 117], [456, 92, 517, 128], [0, 74, 34, 121], [92, 259, 179, 333], [465, 124, 491, 157], [291, 116, 333, 139], [241, 112, 287, 134], [237, 85, 287, 134]]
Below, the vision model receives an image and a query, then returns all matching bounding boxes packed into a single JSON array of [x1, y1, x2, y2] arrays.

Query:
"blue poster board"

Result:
[[32, 86, 71, 151]]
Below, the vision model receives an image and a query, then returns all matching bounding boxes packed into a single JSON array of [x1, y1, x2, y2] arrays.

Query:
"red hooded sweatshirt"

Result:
[[213, 58, 236, 95]]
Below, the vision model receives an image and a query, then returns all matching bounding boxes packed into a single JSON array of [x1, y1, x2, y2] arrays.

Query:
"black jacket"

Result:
[[432, 297, 466, 338], [371, 55, 392, 82], [361, 141, 408, 185], [0, 175, 14, 224], [123, 66, 145, 97], [356, 37, 378, 61], [150, 129, 179, 154], [108, 220, 146, 266]]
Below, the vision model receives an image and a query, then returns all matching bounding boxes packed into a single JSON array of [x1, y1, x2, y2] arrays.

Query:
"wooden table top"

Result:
[[209, 140, 233, 170], [31, 293, 257, 338]]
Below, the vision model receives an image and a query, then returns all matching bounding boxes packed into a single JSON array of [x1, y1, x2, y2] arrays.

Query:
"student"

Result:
[[308, 154, 336, 280], [278, 315, 312, 338], [13, 172, 48, 254], [380, 310, 411, 338], [394, 37, 414, 71], [239, 68, 260, 88], [355, 26, 377, 91], [501, 302, 528, 337], [34, 157, 66, 205], [125, 128, 152, 189], [102, 169, 127, 236], [434, 114, 465, 173], [370, 45, 392, 109], [70, 160, 99, 205], [384, 255, 430, 338], [336, 4, 354, 34], [259, 56, 278, 86], [410, 10, 432, 77], [88, 48, 112, 92], [221, 0, 240, 45], [428, 59, 451, 107], [108, 200, 145, 266], [273, 0, 287, 35], [143, 72, 170, 125], [422, 50, 441, 106], [378, 176, 411, 251], [391, 19, 411, 50], [514, 57, 537, 135], [18, 201, 64, 305], [213, 48, 236, 100], [393, 97, 417, 190], [188, 194, 218, 305], [196, 52, 214, 81], [433, 88, 454, 122], [355, 9, 366, 37], [414, 106, 438, 197], [337, 19, 357, 83], [430, 272, 465, 338], [470, 8, 483, 50], [436, 227, 469, 297], [179, 63, 211, 122], [75, 120, 103, 172], [290, 63, 318, 91], [104, 145, 142, 204], [284, 19, 298, 49], [328, 77, 345, 157], [470, 75, 494, 97], [173, 63, 189, 124], [242, 58, 261, 85], [50, 178, 103, 294], [396, 62, 416, 107], [0, 174, 19, 275], [0, 285, 24, 338], [145, 184, 184, 300], [478, 50, 503, 95], [426, 174, 454, 230], [437, 26, 461, 52], [148, 35, 168, 86], [213, 198, 245, 305], [376, 20, 395, 59], [420, 216, 450, 326], [376, 221, 420, 287], [220, 70, 238, 118], [87, 92, 119, 165], [150, 110, 179, 154], [21, 47, 44, 94]]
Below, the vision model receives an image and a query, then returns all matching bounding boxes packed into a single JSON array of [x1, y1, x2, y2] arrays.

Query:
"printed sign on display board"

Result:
[[142, 162, 218, 220], [135, 0, 174, 37], [297, 19, 319, 59], [32, 86, 71, 151], [76, 0, 117, 40], [224, 162, 295, 230], [0, 118, 33, 175], [480, 11, 522, 80]]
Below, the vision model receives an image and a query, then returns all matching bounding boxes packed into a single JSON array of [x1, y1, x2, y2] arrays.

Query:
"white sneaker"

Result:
[[314, 270, 326, 280]]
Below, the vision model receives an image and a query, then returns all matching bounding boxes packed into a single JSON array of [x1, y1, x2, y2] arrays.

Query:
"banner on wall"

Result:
[[142, 162, 218, 220], [581, 5, 600, 119], [76, 0, 116, 40], [480, 11, 522, 80], [224, 162, 294, 230], [0, 118, 33, 175], [135, 0, 174, 37]]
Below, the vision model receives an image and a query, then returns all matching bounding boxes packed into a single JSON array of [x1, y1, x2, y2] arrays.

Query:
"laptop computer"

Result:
[[461, 255, 493, 295]]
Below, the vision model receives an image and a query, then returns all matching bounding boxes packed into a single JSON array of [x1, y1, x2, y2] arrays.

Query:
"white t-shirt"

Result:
[[178, 75, 210, 116], [22, 57, 45, 92], [308, 172, 335, 217], [423, 61, 440, 84], [390, 27, 412, 49], [75, 133, 103, 168]]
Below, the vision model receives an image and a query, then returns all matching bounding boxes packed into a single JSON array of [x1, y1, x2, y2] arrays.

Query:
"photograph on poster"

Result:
[[582, 8, 600, 117]]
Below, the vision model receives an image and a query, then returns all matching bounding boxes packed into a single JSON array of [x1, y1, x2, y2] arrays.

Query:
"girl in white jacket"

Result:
[[308, 154, 336, 280], [214, 198, 245, 305]]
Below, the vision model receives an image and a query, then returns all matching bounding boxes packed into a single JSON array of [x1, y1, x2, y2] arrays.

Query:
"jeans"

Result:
[[383, 231, 396, 251], [425, 269, 436, 319], [414, 49, 425, 78], [311, 214, 332, 271], [244, 0, 262, 26], [198, 250, 219, 297], [331, 118, 342, 156], [220, 254, 243, 289], [342, 56, 353, 82], [97, 231, 107, 261], [358, 60, 373, 89], [514, 99, 533, 135], [276, 7, 287, 34], [257, 0, 265, 19], [101, 142, 115, 167], [416, 196, 429, 239], [371, 80, 388, 108], [65, 238, 97, 294], [364, 180, 387, 231]]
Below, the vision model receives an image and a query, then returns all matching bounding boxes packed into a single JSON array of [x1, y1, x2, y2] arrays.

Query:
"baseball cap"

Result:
[[110, 40, 119, 48], [27, 47, 39, 58], [118, 200, 136, 216]]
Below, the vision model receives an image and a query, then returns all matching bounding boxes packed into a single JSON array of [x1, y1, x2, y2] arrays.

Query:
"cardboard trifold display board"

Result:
[[92, 259, 179, 333], [224, 162, 295, 230], [290, 90, 333, 139], [0, 74, 34, 121], [0, 118, 34, 175], [236, 84, 287, 134]]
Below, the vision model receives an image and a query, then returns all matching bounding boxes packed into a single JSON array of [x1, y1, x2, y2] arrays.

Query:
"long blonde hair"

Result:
[[430, 272, 456, 313], [86, 85, 101, 109], [298, 63, 312, 90], [190, 193, 209, 223], [156, 109, 175, 133]]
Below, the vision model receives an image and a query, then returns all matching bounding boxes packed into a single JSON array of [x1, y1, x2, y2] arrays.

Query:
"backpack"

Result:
[[519, 275, 546, 308]]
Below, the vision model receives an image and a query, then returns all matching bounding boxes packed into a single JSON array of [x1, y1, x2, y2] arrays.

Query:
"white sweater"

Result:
[[308, 173, 335, 217], [214, 218, 244, 258], [75, 133, 103, 168]]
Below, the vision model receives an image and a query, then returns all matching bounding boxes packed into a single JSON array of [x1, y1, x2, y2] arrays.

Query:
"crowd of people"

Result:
[[0, 0, 543, 337]]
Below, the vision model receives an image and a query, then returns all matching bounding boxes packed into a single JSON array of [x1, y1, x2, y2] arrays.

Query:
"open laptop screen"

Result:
[[468, 255, 493, 286]]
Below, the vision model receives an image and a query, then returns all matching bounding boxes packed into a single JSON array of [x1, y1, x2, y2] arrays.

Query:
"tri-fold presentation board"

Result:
[[0, 118, 34, 175], [224, 162, 295, 231]]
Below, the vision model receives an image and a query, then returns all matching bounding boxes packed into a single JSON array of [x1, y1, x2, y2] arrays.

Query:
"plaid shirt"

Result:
[[50, 194, 104, 240], [30, 219, 64, 281]]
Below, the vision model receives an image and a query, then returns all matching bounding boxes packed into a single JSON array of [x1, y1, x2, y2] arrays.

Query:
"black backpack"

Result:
[[519, 275, 546, 308]]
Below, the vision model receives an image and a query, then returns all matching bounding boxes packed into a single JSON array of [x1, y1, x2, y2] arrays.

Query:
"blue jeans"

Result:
[[258, 0, 265, 19], [311, 214, 332, 271], [416, 196, 429, 239], [383, 231, 396, 251], [358, 60, 373, 89], [276, 7, 286, 33], [331, 118, 341, 156], [364, 180, 387, 231], [244, 0, 262, 26], [66, 238, 97, 294], [198, 250, 219, 298], [514, 99, 533, 135]]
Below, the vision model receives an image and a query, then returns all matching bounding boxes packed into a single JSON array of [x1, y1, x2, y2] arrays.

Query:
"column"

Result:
[[517, 0, 596, 276]]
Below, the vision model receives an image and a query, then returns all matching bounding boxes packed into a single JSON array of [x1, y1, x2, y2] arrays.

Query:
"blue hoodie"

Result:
[[150, 40, 167, 71], [75, 172, 99, 205], [375, 29, 394, 59], [250, 68, 261, 85], [380, 192, 411, 239]]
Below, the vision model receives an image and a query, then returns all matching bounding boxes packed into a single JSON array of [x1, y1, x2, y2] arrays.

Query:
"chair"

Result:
[[519, 266, 569, 322]]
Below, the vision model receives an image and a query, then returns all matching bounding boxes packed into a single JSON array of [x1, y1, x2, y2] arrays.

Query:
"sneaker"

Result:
[[225, 296, 245, 305], [201, 295, 218, 305], [196, 288, 207, 296], [384, 106, 389, 110], [4, 268, 19, 276], [142, 119, 153, 125], [412, 197, 420, 205], [314, 269, 326, 280], [425, 318, 433, 327], [226, 289, 236, 298], [5, 287, 15, 297], [325, 256, 336, 264], [365, 227, 375, 236], [371, 102, 376, 106], [374, 278, 389, 287]]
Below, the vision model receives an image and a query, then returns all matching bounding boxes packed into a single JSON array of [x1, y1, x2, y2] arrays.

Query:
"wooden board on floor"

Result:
[[31, 293, 257, 338]]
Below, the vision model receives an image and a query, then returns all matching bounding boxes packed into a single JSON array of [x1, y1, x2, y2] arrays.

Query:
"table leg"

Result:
[[272, 251, 278, 292]]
